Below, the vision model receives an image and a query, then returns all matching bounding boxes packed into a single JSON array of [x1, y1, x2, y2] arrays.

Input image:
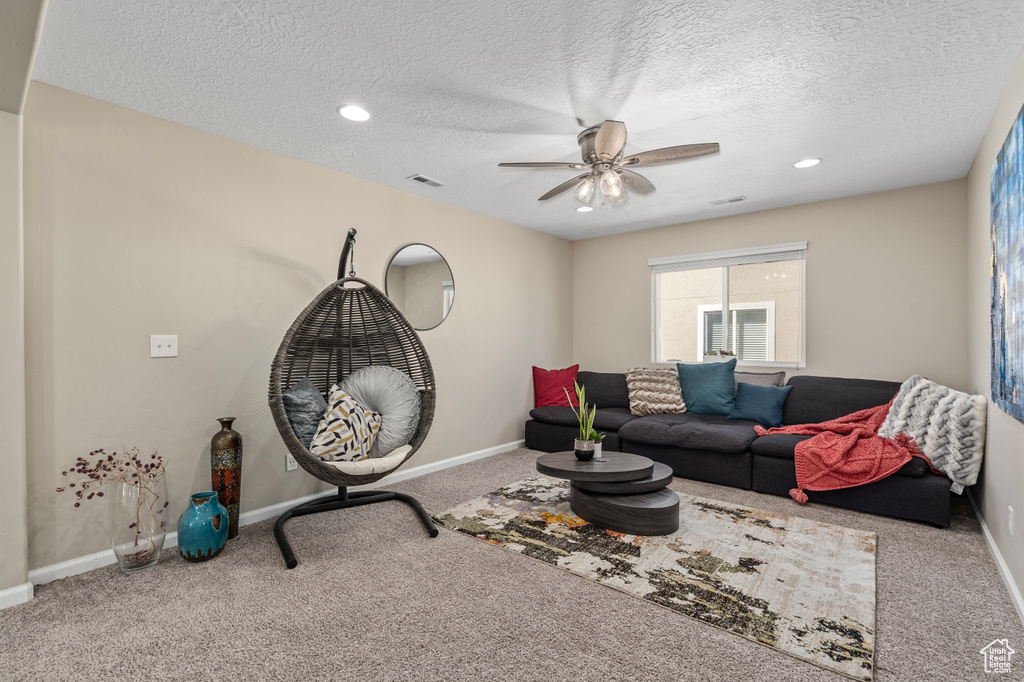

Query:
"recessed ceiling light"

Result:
[[338, 105, 370, 122], [793, 158, 821, 168], [576, 206, 594, 213]]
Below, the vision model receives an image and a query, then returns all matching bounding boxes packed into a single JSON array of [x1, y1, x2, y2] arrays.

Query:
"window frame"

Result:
[[649, 242, 807, 368]]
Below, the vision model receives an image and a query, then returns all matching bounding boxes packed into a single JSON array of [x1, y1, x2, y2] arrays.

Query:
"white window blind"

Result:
[[699, 304, 775, 361]]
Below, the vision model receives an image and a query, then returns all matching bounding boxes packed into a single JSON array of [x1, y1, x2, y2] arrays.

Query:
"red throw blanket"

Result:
[[755, 400, 935, 504]]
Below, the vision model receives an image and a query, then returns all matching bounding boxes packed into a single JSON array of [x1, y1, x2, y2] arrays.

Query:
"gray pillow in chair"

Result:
[[341, 366, 421, 457], [282, 377, 328, 449]]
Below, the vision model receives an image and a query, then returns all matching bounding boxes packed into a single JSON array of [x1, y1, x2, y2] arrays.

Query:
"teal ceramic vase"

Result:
[[177, 491, 229, 562]]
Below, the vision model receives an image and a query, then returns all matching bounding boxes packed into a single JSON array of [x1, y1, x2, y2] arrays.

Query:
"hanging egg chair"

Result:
[[268, 230, 438, 568]]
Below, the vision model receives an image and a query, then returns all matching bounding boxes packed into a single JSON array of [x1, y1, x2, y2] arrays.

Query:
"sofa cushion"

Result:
[[749, 434, 813, 458], [782, 375, 902, 425], [618, 413, 758, 454], [734, 370, 786, 389], [749, 433, 931, 477], [677, 359, 737, 415], [529, 406, 638, 431], [577, 371, 630, 409]]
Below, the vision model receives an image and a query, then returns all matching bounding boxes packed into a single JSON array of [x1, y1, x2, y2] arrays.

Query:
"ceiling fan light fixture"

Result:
[[793, 157, 821, 168], [338, 105, 370, 122], [600, 169, 623, 198], [573, 175, 596, 204], [605, 187, 629, 207]]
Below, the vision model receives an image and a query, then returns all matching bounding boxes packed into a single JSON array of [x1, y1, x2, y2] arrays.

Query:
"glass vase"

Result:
[[107, 478, 168, 574]]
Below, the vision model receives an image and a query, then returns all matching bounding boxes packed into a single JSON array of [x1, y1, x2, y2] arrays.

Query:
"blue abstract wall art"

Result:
[[991, 102, 1024, 425]]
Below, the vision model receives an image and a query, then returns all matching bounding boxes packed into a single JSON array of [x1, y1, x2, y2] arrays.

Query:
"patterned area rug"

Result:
[[434, 476, 876, 681]]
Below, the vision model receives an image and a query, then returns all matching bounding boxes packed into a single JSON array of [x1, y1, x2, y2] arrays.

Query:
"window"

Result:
[[650, 242, 806, 366], [698, 302, 775, 361]]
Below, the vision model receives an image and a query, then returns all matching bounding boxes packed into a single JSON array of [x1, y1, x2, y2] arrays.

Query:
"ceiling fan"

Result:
[[498, 120, 719, 208]]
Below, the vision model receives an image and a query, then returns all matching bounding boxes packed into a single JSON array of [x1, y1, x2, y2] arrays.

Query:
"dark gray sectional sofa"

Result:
[[524, 371, 953, 527]]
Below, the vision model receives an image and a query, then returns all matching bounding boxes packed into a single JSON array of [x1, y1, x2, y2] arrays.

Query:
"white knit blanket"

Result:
[[878, 375, 987, 494]]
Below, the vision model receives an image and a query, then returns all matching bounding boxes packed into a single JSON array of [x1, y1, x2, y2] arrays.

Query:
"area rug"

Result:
[[433, 476, 876, 681]]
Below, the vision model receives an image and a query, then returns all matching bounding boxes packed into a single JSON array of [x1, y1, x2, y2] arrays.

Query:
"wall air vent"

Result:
[[709, 195, 747, 205], [408, 174, 445, 188]]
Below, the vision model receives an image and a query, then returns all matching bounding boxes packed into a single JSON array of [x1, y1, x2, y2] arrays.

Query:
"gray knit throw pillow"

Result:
[[282, 378, 328, 449], [625, 367, 686, 416]]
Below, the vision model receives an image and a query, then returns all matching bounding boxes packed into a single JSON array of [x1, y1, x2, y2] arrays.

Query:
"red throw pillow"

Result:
[[533, 365, 580, 408]]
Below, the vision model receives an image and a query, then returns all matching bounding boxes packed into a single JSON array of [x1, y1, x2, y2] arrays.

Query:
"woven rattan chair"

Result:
[[268, 231, 438, 568]]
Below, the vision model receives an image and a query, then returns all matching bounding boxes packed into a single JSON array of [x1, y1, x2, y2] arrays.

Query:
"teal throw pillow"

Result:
[[676, 358, 737, 415], [727, 382, 794, 428]]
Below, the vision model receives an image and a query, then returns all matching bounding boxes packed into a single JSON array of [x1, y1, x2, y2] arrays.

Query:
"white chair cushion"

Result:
[[321, 445, 412, 476]]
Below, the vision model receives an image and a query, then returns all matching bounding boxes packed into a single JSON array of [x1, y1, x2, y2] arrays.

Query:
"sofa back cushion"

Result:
[[782, 375, 902, 425], [576, 371, 631, 409], [734, 370, 786, 389]]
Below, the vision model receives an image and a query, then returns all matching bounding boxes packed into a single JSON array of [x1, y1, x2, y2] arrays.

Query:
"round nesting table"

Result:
[[536, 452, 679, 535]]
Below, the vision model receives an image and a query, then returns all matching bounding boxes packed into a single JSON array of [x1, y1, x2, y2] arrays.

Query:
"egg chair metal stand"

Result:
[[268, 230, 438, 569]]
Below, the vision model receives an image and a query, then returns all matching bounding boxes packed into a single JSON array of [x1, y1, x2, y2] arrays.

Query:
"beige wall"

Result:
[[0, 111, 29, 591], [966, 46, 1024, 609], [22, 82, 573, 569], [573, 180, 968, 389]]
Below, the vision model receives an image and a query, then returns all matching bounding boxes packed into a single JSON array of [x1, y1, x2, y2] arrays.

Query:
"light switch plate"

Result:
[[150, 335, 178, 358]]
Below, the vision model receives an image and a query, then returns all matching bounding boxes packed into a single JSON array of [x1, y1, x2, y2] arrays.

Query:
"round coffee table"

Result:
[[536, 452, 679, 535]]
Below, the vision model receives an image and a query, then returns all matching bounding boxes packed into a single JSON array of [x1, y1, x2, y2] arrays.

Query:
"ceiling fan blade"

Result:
[[594, 120, 627, 161], [538, 173, 591, 201], [621, 143, 720, 167], [618, 169, 656, 195], [499, 162, 589, 169]]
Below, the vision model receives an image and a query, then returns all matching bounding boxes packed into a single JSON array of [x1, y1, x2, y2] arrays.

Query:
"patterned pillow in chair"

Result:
[[309, 386, 382, 462]]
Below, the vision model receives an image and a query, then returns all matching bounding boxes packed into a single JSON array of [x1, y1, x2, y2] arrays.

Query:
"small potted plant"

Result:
[[564, 382, 598, 461], [589, 428, 608, 462], [703, 349, 736, 363]]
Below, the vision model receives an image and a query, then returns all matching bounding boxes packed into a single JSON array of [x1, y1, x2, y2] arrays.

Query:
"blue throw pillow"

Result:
[[727, 382, 794, 427], [676, 358, 737, 415]]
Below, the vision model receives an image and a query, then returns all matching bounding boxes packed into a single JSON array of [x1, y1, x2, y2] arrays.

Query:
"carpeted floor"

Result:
[[1, 447, 1021, 681]]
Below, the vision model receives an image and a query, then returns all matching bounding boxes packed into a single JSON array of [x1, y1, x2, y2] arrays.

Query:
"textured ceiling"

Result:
[[31, 0, 1024, 240]]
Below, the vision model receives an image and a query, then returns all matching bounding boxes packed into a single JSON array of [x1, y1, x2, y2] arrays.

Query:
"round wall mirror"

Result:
[[385, 244, 455, 330]]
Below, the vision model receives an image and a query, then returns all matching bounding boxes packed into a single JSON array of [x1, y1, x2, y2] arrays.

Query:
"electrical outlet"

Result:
[[285, 454, 298, 472], [150, 335, 178, 358], [1010, 506, 1015, 537]]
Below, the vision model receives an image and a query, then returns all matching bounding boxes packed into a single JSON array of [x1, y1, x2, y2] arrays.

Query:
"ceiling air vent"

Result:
[[408, 174, 445, 188], [709, 195, 747, 205]]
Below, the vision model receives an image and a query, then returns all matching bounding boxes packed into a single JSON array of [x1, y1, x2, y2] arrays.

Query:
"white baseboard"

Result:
[[968, 489, 1024, 632], [27, 439, 523, 587], [0, 582, 33, 609]]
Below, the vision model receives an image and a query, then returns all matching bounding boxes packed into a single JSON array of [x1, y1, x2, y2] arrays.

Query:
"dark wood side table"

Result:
[[536, 451, 680, 535]]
